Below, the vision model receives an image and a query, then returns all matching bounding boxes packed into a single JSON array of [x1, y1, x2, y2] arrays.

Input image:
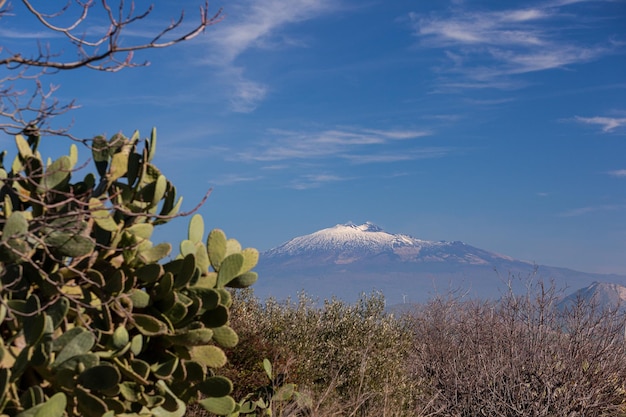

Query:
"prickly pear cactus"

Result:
[[0, 129, 258, 416]]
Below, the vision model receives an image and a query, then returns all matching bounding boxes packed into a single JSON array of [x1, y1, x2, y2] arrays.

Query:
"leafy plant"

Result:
[[229, 359, 311, 417], [0, 129, 258, 416]]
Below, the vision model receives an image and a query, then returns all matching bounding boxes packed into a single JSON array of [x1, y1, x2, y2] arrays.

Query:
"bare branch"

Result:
[[0, 1, 220, 136]]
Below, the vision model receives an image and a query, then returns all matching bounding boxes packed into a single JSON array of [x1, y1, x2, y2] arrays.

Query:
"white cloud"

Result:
[[575, 116, 626, 132], [206, 0, 335, 65], [289, 173, 351, 189], [410, 2, 616, 86], [229, 78, 268, 113], [199, 0, 337, 111], [210, 173, 263, 186], [236, 127, 433, 162], [344, 148, 451, 164], [608, 169, 626, 177]]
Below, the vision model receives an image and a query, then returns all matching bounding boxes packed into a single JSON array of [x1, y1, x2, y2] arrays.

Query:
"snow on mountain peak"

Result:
[[262, 222, 526, 267], [265, 222, 432, 259]]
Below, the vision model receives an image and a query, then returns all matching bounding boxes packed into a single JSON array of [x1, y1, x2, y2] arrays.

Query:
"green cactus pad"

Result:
[[138, 242, 172, 264], [135, 263, 163, 284], [47, 298, 69, 330], [42, 156, 72, 191], [197, 376, 233, 397], [77, 364, 121, 391], [148, 127, 157, 163], [151, 353, 179, 379], [89, 198, 118, 232], [154, 272, 174, 300], [19, 385, 44, 411], [129, 289, 151, 309], [188, 214, 204, 244], [207, 229, 227, 269], [56, 353, 100, 373], [187, 287, 220, 311], [194, 242, 210, 274], [15, 134, 33, 159], [130, 334, 144, 356], [190, 345, 227, 369], [226, 271, 258, 289], [52, 328, 96, 368], [108, 144, 130, 183], [216, 289, 232, 308], [200, 305, 229, 328], [211, 326, 239, 348], [199, 396, 236, 416], [239, 248, 259, 274], [164, 328, 214, 346], [76, 386, 109, 417], [15, 392, 67, 417], [216, 253, 244, 288], [164, 300, 188, 324], [44, 232, 95, 258], [103, 269, 126, 296], [224, 239, 242, 258], [184, 360, 207, 382], [152, 380, 186, 417], [180, 239, 196, 258], [132, 314, 168, 336], [112, 326, 130, 349], [126, 223, 154, 240], [130, 358, 151, 380], [193, 272, 218, 289], [2, 211, 28, 240]]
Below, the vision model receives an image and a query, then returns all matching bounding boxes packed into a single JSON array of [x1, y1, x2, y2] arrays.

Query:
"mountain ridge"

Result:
[[253, 223, 626, 304], [264, 222, 518, 265]]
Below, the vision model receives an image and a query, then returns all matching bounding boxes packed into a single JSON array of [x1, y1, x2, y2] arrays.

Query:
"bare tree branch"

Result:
[[0, 1, 221, 136]]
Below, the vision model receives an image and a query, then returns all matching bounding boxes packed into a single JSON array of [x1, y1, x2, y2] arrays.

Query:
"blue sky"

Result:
[[2, 0, 626, 275]]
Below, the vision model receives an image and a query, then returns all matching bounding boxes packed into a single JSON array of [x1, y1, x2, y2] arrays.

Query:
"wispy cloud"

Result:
[[574, 116, 626, 132], [608, 169, 626, 177], [289, 173, 351, 190], [559, 204, 626, 217], [344, 147, 451, 164], [236, 127, 433, 162], [410, 1, 617, 86], [210, 174, 264, 186], [200, 0, 337, 112]]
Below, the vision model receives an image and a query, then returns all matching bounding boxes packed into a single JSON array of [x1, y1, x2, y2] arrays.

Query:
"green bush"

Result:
[[228, 290, 418, 416], [0, 130, 259, 416]]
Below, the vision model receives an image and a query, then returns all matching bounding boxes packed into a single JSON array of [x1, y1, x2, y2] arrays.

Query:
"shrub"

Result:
[[407, 281, 626, 416], [227, 290, 418, 416], [0, 130, 259, 416]]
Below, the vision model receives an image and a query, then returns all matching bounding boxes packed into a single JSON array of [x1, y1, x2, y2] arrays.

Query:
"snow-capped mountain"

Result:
[[264, 222, 516, 266], [253, 223, 626, 304]]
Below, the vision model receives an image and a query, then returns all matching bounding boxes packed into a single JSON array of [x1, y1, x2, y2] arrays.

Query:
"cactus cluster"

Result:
[[0, 129, 258, 416]]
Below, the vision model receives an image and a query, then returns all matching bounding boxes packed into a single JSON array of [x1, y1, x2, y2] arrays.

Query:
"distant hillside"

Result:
[[558, 281, 626, 312], [254, 223, 626, 304]]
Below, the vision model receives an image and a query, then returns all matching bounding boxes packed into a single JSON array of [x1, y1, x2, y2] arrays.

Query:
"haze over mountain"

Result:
[[557, 282, 626, 313], [254, 223, 626, 304]]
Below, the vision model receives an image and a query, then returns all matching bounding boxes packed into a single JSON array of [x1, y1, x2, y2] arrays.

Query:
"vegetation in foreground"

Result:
[[199, 281, 626, 416]]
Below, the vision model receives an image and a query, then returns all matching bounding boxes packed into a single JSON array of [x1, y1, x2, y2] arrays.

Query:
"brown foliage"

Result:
[[408, 282, 626, 417]]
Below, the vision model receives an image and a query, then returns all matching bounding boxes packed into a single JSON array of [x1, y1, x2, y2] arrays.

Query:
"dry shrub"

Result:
[[408, 281, 626, 417]]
